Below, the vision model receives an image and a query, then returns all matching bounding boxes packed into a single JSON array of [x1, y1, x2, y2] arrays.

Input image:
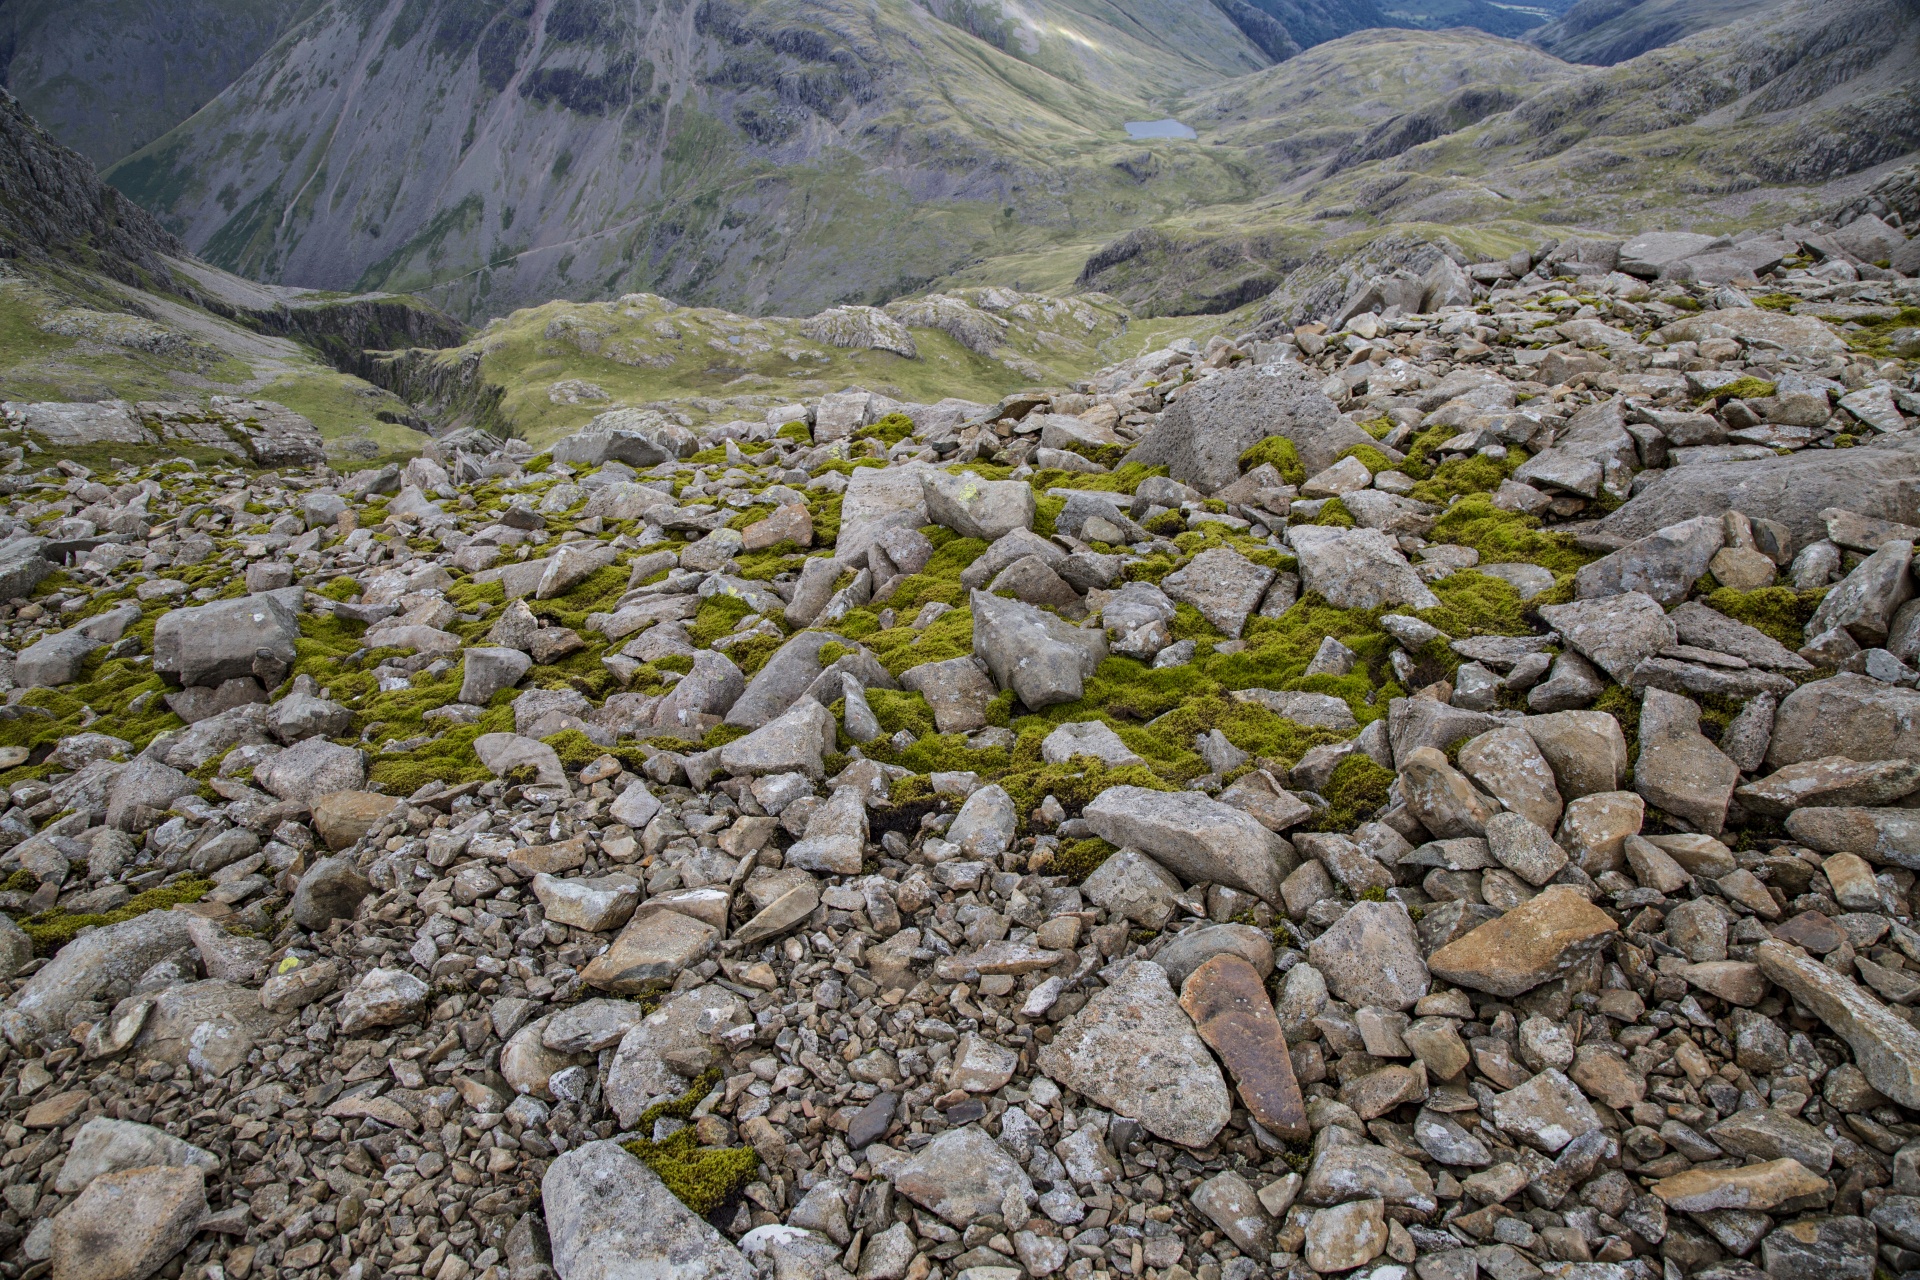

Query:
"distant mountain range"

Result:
[[3, 0, 1913, 324]]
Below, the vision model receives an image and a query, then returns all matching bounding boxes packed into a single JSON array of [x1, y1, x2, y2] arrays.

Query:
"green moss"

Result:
[[1697, 376, 1777, 404], [1358, 885, 1388, 902], [3, 870, 37, 892], [853, 413, 916, 447], [1592, 684, 1641, 766], [1704, 585, 1824, 649], [1753, 294, 1798, 313], [1358, 416, 1395, 440], [19, 876, 213, 954], [865, 688, 937, 738], [1052, 836, 1115, 881], [366, 706, 513, 793], [777, 421, 811, 443], [1334, 444, 1394, 474], [1408, 452, 1525, 506], [687, 593, 755, 649], [1238, 436, 1305, 486], [1032, 493, 1066, 539], [542, 729, 649, 773], [1429, 495, 1591, 577], [1313, 754, 1394, 832], [1830, 307, 1920, 359], [620, 1067, 760, 1217], [811, 495, 844, 548], [1027, 462, 1165, 496], [320, 576, 361, 602], [816, 642, 854, 667], [1311, 498, 1355, 528]]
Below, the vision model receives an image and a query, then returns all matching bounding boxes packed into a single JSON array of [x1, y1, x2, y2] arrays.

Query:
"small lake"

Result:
[[1123, 119, 1196, 139]]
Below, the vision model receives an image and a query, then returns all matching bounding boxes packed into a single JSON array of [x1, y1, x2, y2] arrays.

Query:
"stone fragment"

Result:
[[970, 589, 1106, 708], [1304, 1198, 1388, 1273], [1635, 688, 1739, 835], [289, 855, 371, 929], [1083, 785, 1293, 904], [1757, 939, 1920, 1107], [1650, 1158, 1830, 1212], [1036, 960, 1232, 1147], [892, 1125, 1034, 1226], [1305, 901, 1429, 1011], [1428, 886, 1618, 998], [51, 1165, 206, 1280], [1573, 516, 1724, 608], [1162, 547, 1274, 638], [1738, 756, 1920, 815], [1522, 711, 1628, 799], [1784, 806, 1920, 867], [54, 1119, 218, 1197], [1458, 727, 1563, 830], [581, 911, 718, 994], [1399, 747, 1495, 839], [1180, 953, 1309, 1141], [542, 1141, 752, 1280], [1081, 848, 1181, 928], [923, 469, 1035, 540], [310, 791, 401, 850], [1761, 1215, 1878, 1280], [1484, 812, 1568, 886], [1192, 1171, 1274, 1255], [1488, 1069, 1602, 1153], [1538, 592, 1676, 683], [1289, 526, 1440, 611]]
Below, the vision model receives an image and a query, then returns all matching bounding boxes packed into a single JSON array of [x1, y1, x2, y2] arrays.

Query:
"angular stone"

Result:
[[1128, 360, 1360, 493], [310, 791, 400, 850], [1162, 547, 1275, 638], [717, 698, 837, 780], [1304, 1198, 1388, 1274], [1037, 960, 1231, 1148], [1769, 674, 1920, 768], [1761, 1215, 1877, 1280], [1042, 719, 1144, 768], [533, 874, 641, 932], [1083, 785, 1294, 904], [1485, 812, 1568, 887], [1521, 711, 1628, 799], [923, 469, 1035, 540], [1808, 539, 1913, 645], [1574, 516, 1724, 608], [1081, 848, 1181, 928], [1651, 1158, 1829, 1212], [1180, 953, 1308, 1141], [461, 646, 533, 704], [786, 785, 868, 874], [1488, 1068, 1602, 1153], [1289, 526, 1440, 611], [1305, 901, 1429, 1011], [54, 1119, 217, 1197], [1304, 1142, 1437, 1213], [1756, 938, 1920, 1107], [338, 967, 428, 1034], [1557, 791, 1644, 876], [1428, 886, 1618, 998], [1739, 756, 1920, 816], [51, 1165, 206, 1280], [1784, 806, 1920, 868], [1709, 1108, 1834, 1173], [898, 656, 996, 734], [893, 1125, 1034, 1226], [1538, 593, 1676, 683], [970, 590, 1106, 709], [1635, 688, 1739, 836], [1192, 1170, 1274, 1255], [603, 985, 748, 1126], [1154, 923, 1274, 988], [581, 911, 718, 994], [1400, 747, 1495, 839], [542, 1141, 751, 1280], [1459, 727, 1564, 831]]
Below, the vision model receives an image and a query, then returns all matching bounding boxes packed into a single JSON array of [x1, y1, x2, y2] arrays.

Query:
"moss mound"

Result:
[[620, 1068, 761, 1217]]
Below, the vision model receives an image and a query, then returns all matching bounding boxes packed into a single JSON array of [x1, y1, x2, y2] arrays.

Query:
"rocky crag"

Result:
[[0, 207, 1919, 1280]]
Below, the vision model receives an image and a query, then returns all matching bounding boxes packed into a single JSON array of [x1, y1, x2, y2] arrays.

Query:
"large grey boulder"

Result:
[[255, 738, 366, 805], [0, 909, 195, 1047], [1538, 592, 1675, 683], [542, 1141, 752, 1280], [724, 631, 854, 729], [835, 463, 932, 564], [1512, 398, 1637, 501], [717, 698, 837, 779], [649, 649, 744, 732], [1573, 516, 1723, 607], [970, 589, 1107, 708], [1128, 361, 1363, 493], [1592, 435, 1920, 556], [1768, 673, 1920, 768], [54, 1118, 218, 1197], [551, 410, 697, 467], [0, 537, 52, 599], [1306, 901, 1429, 1011], [1083, 785, 1294, 904], [1289, 526, 1439, 610], [104, 757, 197, 831], [152, 593, 299, 689], [1807, 539, 1913, 645], [922, 469, 1035, 541], [603, 985, 749, 1127], [1162, 546, 1275, 638]]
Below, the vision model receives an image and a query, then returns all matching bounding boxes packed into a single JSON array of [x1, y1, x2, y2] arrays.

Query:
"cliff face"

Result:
[[0, 86, 187, 290], [1526, 0, 1776, 65], [0, 0, 314, 170]]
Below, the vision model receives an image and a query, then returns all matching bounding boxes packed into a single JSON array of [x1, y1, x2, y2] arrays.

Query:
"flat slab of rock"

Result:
[[581, 911, 718, 994], [1180, 953, 1308, 1141], [1538, 592, 1675, 683], [1305, 901, 1429, 1011], [1082, 785, 1293, 905], [1162, 546, 1275, 638], [54, 1118, 218, 1196], [1783, 806, 1920, 868], [51, 1164, 206, 1280], [1289, 526, 1439, 611], [1650, 1157, 1830, 1212], [891, 1125, 1034, 1226], [1757, 939, 1920, 1107], [542, 1140, 752, 1280], [1428, 885, 1617, 998], [1037, 960, 1231, 1148]]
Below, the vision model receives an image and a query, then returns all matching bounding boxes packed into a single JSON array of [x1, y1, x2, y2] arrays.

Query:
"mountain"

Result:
[[0, 0, 314, 167], [1526, 0, 1778, 64], [0, 85, 465, 461], [1080, 0, 1920, 315], [102, 0, 1278, 322]]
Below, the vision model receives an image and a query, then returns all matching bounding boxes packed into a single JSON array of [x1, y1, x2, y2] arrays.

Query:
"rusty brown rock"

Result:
[[1180, 953, 1309, 1141], [1426, 885, 1618, 998]]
